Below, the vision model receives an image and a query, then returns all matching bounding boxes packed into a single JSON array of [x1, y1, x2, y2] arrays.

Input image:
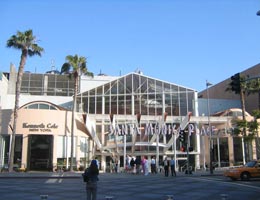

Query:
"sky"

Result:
[[1, 0, 260, 92]]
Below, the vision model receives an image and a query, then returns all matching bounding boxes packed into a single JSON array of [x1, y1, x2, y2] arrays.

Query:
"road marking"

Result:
[[191, 177, 260, 191], [46, 179, 58, 183]]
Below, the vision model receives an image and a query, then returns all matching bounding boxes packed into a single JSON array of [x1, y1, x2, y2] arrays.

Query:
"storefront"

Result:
[[0, 101, 90, 171]]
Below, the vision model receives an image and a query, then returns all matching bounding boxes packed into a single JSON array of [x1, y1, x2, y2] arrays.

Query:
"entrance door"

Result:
[[28, 135, 53, 171]]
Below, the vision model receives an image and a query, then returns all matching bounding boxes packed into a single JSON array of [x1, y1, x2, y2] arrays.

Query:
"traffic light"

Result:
[[180, 146, 186, 152], [230, 73, 241, 94], [179, 130, 185, 142]]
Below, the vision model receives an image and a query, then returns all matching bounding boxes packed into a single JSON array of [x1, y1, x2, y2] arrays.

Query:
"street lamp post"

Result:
[[206, 80, 214, 174]]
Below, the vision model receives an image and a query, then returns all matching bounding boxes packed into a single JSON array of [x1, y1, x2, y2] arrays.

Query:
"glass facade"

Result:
[[80, 73, 196, 116], [78, 73, 198, 170], [21, 73, 74, 96]]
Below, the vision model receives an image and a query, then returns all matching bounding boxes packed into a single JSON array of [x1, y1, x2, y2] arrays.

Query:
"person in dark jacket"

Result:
[[170, 158, 176, 177], [85, 159, 99, 200], [163, 157, 169, 177], [130, 157, 135, 173], [135, 156, 141, 174]]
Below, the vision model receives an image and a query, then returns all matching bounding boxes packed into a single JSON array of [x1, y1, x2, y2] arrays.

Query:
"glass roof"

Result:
[[79, 72, 196, 116]]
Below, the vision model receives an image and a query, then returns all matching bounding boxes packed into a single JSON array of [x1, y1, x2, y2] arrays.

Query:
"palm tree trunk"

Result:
[[9, 52, 27, 172], [258, 90, 260, 110], [240, 89, 247, 164], [70, 75, 78, 171]]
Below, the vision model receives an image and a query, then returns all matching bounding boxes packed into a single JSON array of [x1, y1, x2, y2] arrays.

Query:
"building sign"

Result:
[[22, 123, 58, 133], [110, 123, 179, 135], [109, 122, 220, 136]]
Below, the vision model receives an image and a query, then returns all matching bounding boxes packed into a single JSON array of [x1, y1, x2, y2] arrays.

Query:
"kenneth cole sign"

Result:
[[23, 123, 58, 132]]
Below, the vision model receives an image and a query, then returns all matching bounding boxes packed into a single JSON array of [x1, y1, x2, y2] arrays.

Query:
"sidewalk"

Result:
[[0, 169, 224, 178], [0, 171, 82, 178]]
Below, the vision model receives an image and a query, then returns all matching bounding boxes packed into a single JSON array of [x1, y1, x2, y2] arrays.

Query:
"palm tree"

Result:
[[6, 29, 44, 172], [61, 54, 93, 171], [226, 73, 247, 163], [251, 110, 260, 159], [246, 78, 260, 110], [244, 78, 260, 160]]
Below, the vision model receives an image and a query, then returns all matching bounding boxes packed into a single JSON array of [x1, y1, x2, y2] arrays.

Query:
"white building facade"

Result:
[[1, 65, 256, 172]]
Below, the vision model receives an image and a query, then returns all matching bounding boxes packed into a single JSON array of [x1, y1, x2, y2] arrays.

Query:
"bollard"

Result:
[[220, 194, 228, 200], [105, 195, 114, 200], [40, 195, 48, 199], [166, 194, 174, 200]]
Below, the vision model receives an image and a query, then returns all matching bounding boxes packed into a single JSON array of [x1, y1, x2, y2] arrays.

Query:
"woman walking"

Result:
[[85, 159, 99, 200]]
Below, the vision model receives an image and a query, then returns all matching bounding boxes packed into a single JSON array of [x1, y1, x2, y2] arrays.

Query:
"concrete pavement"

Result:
[[0, 170, 227, 200]]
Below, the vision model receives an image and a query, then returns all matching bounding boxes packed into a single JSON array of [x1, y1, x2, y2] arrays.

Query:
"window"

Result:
[[24, 102, 58, 110]]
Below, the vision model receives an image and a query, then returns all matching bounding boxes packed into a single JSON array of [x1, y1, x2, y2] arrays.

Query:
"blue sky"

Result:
[[1, 0, 260, 91]]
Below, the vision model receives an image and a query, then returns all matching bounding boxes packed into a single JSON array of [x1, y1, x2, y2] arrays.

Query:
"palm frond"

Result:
[[61, 63, 71, 74]]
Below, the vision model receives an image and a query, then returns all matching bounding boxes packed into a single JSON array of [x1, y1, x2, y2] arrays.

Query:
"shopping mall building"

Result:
[[0, 64, 258, 172]]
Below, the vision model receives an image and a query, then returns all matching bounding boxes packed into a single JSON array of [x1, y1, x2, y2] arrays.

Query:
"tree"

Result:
[[6, 29, 44, 172], [227, 73, 247, 163], [228, 74, 260, 162], [251, 110, 260, 159], [246, 78, 260, 110], [61, 54, 93, 171]]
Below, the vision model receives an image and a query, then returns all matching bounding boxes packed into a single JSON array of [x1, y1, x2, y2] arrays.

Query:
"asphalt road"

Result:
[[0, 172, 259, 200]]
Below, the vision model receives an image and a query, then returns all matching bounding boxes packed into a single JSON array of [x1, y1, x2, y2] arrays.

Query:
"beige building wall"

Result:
[[7, 107, 90, 171]]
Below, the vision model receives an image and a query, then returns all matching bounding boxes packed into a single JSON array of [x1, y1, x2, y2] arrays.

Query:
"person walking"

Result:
[[135, 156, 141, 174], [163, 157, 169, 177], [144, 156, 149, 176], [85, 159, 99, 200], [130, 157, 136, 174], [114, 159, 118, 173], [141, 156, 146, 175], [170, 158, 176, 177], [151, 156, 156, 174]]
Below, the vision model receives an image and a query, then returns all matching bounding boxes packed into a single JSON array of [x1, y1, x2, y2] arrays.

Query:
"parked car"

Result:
[[224, 160, 260, 181]]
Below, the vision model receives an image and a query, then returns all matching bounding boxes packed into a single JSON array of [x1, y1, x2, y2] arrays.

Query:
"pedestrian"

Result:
[[135, 156, 141, 174], [95, 157, 100, 169], [170, 158, 176, 177], [114, 159, 118, 173], [85, 159, 99, 200], [163, 157, 169, 177], [159, 159, 163, 173], [125, 155, 131, 172], [144, 156, 149, 176], [141, 156, 146, 174], [130, 157, 135, 174], [151, 156, 156, 174]]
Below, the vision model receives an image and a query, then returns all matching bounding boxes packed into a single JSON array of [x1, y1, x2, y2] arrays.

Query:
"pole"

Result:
[[123, 134, 126, 170], [203, 136, 206, 170], [206, 80, 213, 174], [156, 126, 159, 173], [186, 141, 190, 174], [174, 133, 177, 172], [217, 137, 221, 168], [186, 124, 191, 174]]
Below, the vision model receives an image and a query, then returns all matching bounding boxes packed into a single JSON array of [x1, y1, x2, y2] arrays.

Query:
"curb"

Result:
[[0, 172, 224, 179]]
